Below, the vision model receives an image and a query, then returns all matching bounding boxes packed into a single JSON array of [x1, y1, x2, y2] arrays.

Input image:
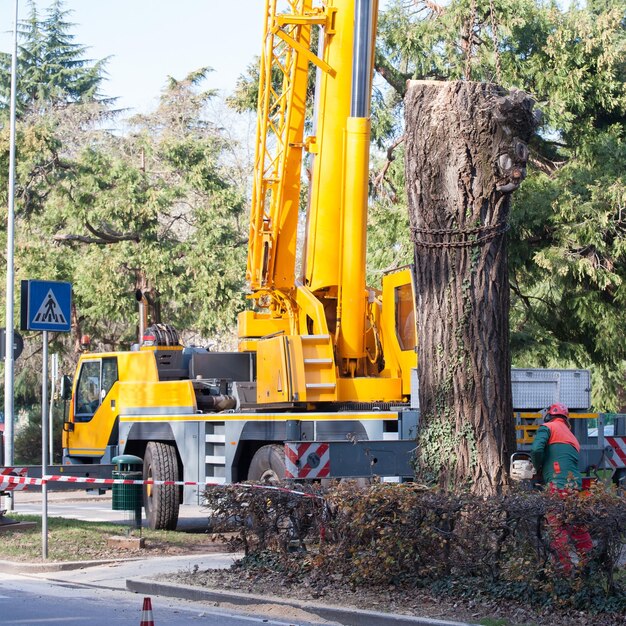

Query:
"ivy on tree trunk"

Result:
[[404, 80, 537, 495]]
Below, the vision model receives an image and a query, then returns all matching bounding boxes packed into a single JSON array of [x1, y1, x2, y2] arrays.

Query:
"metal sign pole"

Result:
[[48, 353, 58, 463], [42, 331, 49, 559], [3, 0, 19, 480]]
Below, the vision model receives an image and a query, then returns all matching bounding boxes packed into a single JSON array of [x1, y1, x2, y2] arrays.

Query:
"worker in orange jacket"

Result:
[[530, 403, 593, 573]]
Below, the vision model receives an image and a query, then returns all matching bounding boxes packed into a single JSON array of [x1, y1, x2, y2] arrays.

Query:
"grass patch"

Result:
[[0, 514, 223, 562]]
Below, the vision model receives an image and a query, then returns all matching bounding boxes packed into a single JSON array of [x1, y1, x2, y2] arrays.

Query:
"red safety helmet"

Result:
[[544, 402, 569, 422]]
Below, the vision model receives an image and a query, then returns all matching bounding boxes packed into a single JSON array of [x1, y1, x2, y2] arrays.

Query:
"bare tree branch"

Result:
[[404, 0, 445, 17], [373, 135, 405, 192], [528, 151, 567, 176], [422, 0, 445, 16]]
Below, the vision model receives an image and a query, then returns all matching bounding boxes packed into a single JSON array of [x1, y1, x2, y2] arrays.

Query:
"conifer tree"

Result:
[[0, 0, 107, 115], [377, 0, 626, 408], [0, 68, 247, 356]]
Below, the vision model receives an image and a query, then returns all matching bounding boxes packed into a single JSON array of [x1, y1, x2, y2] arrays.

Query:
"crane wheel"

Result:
[[143, 441, 180, 530], [248, 444, 286, 483]]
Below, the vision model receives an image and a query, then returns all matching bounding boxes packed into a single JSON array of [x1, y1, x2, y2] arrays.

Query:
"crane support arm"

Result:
[[247, 0, 337, 293]]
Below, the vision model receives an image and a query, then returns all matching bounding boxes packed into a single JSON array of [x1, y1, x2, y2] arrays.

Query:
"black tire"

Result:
[[143, 441, 180, 530], [247, 444, 286, 482]]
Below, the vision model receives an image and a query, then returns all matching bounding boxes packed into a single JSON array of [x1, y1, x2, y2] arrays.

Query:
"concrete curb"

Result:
[[126, 578, 475, 626]]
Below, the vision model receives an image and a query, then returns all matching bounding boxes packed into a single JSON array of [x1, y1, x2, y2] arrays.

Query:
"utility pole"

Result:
[[4, 0, 19, 472]]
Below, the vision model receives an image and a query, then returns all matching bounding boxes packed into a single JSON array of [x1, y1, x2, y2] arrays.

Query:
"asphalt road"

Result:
[[0, 573, 329, 625]]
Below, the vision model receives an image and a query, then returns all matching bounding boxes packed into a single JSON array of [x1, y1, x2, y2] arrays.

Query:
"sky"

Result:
[[0, 0, 265, 114]]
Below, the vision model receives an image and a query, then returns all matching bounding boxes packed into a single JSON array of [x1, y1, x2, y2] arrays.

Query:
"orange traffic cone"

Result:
[[140, 597, 154, 626]]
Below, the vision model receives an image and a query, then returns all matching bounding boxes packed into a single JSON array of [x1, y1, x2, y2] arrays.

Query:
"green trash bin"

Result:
[[111, 455, 143, 527]]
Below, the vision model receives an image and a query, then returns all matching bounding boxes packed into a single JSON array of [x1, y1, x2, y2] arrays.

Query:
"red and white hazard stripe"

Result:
[[606, 436, 626, 469], [285, 445, 297, 478], [285, 442, 330, 479], [0, 467, 28, 492]]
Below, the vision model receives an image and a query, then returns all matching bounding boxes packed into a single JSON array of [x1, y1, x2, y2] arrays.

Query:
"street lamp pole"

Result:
[[4, 0, 19, 469]]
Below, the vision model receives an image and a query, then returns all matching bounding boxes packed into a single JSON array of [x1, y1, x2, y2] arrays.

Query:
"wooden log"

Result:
[[404, 80, 537, 494]]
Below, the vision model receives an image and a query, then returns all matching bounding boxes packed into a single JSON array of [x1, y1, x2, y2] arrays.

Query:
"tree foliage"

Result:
[[376, 0, 626, 408], [0, 0, 107, 115], [0, 3, 248, 416], [1, 70, 248, 356]]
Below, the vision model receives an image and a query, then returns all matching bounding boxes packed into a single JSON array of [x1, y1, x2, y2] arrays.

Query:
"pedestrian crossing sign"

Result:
[[20, 280, 72, 332]]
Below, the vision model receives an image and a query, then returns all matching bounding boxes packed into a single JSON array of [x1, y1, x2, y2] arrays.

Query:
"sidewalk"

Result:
[[7, 489, 109, 504], [1, 552, 238, 585], [4, 488, 210, 531]]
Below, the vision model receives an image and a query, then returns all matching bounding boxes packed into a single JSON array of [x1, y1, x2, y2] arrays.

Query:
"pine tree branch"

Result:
[[84, 219, 140, 243], [52, 233, 120, 245], [510, 278, 551, 312], [53, 220, 140, 245], [374, 51, 411, 97]]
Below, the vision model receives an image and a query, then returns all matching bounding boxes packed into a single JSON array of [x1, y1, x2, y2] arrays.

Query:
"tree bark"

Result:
[[404, 81, 537, 495]]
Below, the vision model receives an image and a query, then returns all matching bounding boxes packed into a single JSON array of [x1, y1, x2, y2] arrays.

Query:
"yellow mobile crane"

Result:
[[61, 0, 420, 529], [58, 0, 620, 529]]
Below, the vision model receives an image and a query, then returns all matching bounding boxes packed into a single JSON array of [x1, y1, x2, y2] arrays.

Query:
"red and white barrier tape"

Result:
[[0, 473, 323, 499], [0, 467, 28, 491]]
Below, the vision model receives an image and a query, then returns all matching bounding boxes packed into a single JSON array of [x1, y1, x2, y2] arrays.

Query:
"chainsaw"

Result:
[[510, 452, 535, 481]]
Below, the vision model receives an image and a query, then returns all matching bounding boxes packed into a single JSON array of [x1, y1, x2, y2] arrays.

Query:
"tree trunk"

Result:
[[404, 81, 537, 495]]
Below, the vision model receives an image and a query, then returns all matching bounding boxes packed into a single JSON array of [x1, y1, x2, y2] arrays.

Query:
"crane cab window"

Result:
[[74, 358, 118, 422], [101, 358, 118, 397], [395, 284, 417, 351]]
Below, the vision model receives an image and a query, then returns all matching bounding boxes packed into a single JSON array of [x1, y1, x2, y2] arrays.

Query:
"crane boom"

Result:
[[246, 0, 317, 292], [240, 0, 406, 404]]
